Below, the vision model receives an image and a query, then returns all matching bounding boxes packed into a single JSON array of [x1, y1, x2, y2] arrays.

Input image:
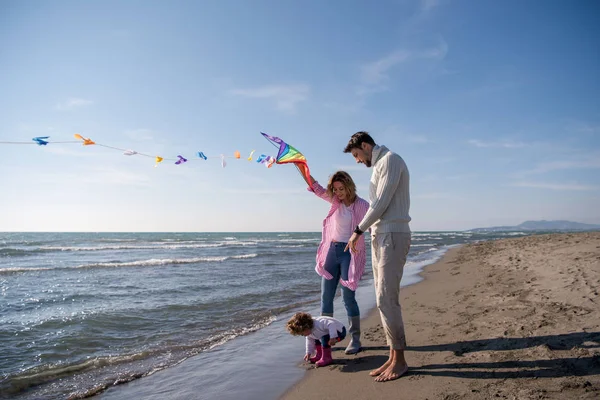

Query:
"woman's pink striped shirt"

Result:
[[308, 181, 369, 291]]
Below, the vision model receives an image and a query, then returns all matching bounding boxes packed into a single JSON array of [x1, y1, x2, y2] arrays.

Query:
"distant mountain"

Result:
[[468, 220, 600, 232]]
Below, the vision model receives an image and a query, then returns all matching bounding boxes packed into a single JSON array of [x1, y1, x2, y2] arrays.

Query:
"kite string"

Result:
[[0, 140, 80, 144], [2, 135, 279, 165]]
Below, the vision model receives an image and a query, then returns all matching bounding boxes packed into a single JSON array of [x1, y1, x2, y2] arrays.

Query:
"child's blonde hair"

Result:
[[286, 312, 314, 335], [326, 171, 357, 203]]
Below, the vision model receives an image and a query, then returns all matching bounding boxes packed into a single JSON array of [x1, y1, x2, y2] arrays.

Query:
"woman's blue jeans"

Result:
[[321, 242, 360, 317]]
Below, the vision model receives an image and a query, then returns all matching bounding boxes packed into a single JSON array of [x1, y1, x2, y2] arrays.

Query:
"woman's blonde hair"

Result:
[[286, 312, 314, 335], [326, 171, 357, 203]]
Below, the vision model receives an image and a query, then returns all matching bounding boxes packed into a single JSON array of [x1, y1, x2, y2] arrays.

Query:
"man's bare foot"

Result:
[[374, 363, 408, 382], [369, 358, 392, 377]]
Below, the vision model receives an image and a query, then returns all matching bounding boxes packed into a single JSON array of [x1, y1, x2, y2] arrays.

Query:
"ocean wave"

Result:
[[0, 242, 251, 257], [38, 243, 225, 251], [0, 266, 55, 274], [95, 238, 140, 242], [0, 248, 36, 257], [0, 254, 258, 275]]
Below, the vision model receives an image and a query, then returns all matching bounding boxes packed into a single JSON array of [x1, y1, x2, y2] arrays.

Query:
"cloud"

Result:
[[512, 181, 599, 191], [446, 173, 479, 181], [55, 98, 94, 111], [565, 120, 600, 135], [230, 84, 310, 113], [358, 39, 448, 95], [414, 192, 460, 200], [223, 188, 306, 195], [124, 129, 155, 141], [87, 168, 152, 186], [38, 167, 152, 187], [420, 0, 440, 11], [382, 125, 433, 144], [333, 164, 370, 172], [467, 139, 528, 148], [522, 158, 600, 175], [360, 51, 411, 87], [43, 146, 98, 157], [404, 134, 432, 144]]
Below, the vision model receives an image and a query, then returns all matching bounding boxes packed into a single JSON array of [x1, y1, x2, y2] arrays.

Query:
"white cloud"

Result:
[[414, 192, 460, 199], [124, 129, 155, 141], [467, 139, 528, 148], [37, 167, 152, 187], [55, 97, 94, 111], [446, 173, 479, 181], [420, 0, 440, 11], [382, 125, 432, 144], [358, 39, 448, 95], [230, 84, 310, 113], [222, 188, 306, 195], [43, 146, 97, 157], [512, 181, 599, 191], [89, 167, 152, 186], [360, 51, 411, 87], [333, 164, 370, 172], [406, 134, 432, 144], [524, 158, 600, 175], [565, 120, 600, 135]]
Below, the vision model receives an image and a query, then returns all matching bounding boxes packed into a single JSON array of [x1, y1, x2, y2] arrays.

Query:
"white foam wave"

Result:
[[0, 266, 54, 274], [0, 254, 259, 274], [37, 243, 225, 252]]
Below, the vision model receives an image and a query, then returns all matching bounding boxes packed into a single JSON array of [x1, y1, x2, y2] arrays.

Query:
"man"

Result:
[[344, 131, 412, 382]]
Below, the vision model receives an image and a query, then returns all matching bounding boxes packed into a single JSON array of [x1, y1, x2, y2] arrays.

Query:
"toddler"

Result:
[[286, 312, 347, 367]]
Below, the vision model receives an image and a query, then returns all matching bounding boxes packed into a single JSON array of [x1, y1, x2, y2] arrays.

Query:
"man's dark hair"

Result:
[[343, 131, 376, 153]]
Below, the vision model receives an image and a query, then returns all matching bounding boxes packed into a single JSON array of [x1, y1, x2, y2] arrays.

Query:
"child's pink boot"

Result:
[[309, 345, 322, 363], [315, 347, 333, 367]]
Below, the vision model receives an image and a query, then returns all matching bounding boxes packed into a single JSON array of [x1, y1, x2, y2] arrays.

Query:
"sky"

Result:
[[1, 0, 599, 232]]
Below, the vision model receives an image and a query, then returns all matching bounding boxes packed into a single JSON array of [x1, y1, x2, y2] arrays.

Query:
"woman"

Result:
[[305, 171, 369, 354]]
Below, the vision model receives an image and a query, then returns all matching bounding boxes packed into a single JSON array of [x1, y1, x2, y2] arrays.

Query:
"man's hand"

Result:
[[303, 353, 311, 361], [344, 232, 360, 253], [328, 338, 338, 346]]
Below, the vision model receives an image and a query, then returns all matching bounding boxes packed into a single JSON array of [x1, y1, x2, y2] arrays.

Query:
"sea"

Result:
[[0, 231, 536, 400]]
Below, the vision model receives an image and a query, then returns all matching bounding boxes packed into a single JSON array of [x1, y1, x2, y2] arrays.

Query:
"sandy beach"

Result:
[[281, 232, 600, 400]]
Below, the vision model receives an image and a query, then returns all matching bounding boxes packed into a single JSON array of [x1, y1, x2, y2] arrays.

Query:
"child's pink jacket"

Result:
[[308, 181, 369, 291]]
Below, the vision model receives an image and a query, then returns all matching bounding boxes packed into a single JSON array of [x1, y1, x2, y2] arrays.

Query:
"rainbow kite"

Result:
[[261, 132, 311, 183]]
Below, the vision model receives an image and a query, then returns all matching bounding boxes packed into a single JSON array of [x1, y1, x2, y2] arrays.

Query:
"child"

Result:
[[286, 312, 347, 367]]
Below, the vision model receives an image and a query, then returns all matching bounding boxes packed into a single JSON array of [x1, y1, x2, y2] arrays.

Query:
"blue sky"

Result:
[[1, 0, 599, 232]]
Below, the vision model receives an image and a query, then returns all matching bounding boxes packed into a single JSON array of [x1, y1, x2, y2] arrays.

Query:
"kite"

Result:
[[32, 137, 50, 145], [3, 133, 302, 173], [255, 154, 275, 168], [74, 134, 95, 145], [260, 132, 310, 182]]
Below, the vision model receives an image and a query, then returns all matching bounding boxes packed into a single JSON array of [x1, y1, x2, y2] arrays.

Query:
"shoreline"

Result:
[[96, 239, 453, 400], [280, 246, 463, 399], [280, 232, 600, 400]]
